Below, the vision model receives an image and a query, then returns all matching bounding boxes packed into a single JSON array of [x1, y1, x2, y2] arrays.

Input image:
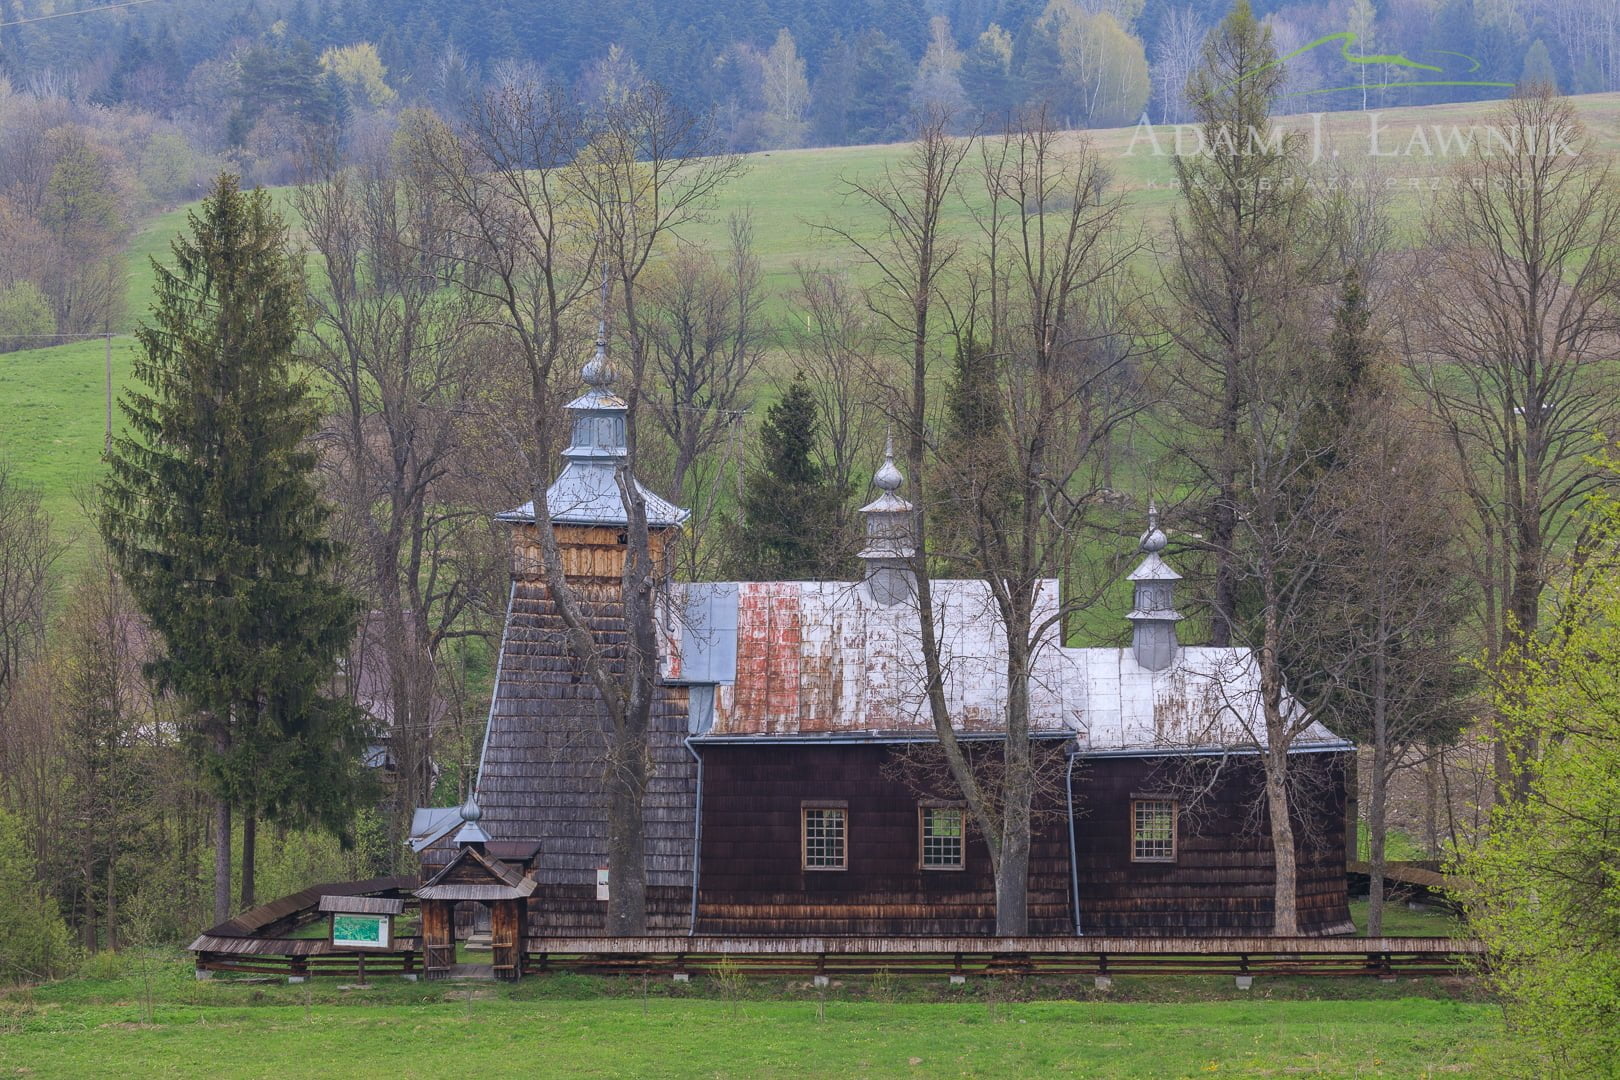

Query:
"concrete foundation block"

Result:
[[812, 975, 829, 988], [400, 973, 419, 982], [949, 974, 966, 985], [1093, 975, 1113, 990], [672, 972, 689, 983], [1235, 975, 1254, 990], [288, 976, 307, 984], [194, 968, 213, 980]]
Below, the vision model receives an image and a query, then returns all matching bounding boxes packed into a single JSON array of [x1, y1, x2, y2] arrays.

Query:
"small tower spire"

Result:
[[495, 324, 688, 533], [454, 795, 490, 850], [858, 434, 916, 605], [1126, 500, 1182, 671]]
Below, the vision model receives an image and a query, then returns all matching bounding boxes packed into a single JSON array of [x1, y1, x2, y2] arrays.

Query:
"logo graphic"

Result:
[[1236, 32, 1515, 97]]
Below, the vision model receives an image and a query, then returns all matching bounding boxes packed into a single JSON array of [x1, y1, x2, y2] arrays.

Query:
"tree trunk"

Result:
[[212, 796, 231, 926], [604, 728, 649, 935], [1210, 352, 1242, 648], [1423, 750, 1440, 859], [240, 811, 256, 910], [1367, 746, 1389, 937], [1367, 643, 1389, 936], [1264, 747, 1299, 936], [105, 852, 118, 951], [996, 640, 1033, 936]]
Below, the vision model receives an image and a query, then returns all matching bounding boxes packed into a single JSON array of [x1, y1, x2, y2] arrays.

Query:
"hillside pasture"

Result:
[[5, 93, 1619, 547]]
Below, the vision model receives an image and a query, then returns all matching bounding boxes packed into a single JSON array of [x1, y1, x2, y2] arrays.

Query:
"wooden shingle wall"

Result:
[[694, 744, 1075, 936], [478, 575, 696, 937], [1073, 753, 1351, 936]]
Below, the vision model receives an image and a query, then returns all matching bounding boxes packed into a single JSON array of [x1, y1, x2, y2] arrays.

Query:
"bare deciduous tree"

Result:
[[1407, 90, 1620, 802], [567, 84, 743, 932], [413, 80, 740, 933], [1150, 6, 1206, 124], [295, 139, 506, 856], [785, 265, 887, 500], [937, 111, 1145, 935], [817, 108, 984, 916], [828, 108, 1149, 935], [639, 215, 765, 577], [0, 465, 59, 706]]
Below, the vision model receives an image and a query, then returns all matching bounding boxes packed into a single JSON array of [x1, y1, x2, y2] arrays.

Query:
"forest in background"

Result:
[[3, 0, 1617, 161], [2, 0, 1614, 349]]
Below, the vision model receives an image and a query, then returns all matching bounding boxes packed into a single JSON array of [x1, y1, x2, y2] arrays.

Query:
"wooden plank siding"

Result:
[[1073, 753, 1352, 936], [478, 570, 696, 938], [694, 744, 1074, 936]]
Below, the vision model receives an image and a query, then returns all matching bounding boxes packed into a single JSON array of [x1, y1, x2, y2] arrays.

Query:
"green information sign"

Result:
[[332, 913, 390, 949]]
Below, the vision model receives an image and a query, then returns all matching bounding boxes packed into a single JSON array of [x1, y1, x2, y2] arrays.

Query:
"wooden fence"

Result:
[[194, 934, 1482, 981]]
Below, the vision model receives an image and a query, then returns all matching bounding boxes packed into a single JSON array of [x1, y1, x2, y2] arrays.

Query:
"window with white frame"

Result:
[[1131, 799, 1177, 862], [919, 806, 965, 870], [802, 806, 847, 870]]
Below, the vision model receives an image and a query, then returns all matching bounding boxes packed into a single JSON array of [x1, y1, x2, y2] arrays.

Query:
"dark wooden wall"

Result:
[[694, 744, 1074, 936], [1073, 752, 1352, 936]]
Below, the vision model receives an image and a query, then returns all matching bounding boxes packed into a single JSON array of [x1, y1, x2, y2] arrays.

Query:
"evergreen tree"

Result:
[[734, 374, 848, 579], [934, 335, 1018, 556], [101, 175, 371, 925], [960, 24, 1018, 122], [1519, 39, 1557, 91], [0, 809, 74, 983], [847, 29, 914, 143]]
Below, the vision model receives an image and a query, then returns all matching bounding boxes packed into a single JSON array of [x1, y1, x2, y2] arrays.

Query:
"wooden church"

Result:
[[442, 335, 1355, 939]]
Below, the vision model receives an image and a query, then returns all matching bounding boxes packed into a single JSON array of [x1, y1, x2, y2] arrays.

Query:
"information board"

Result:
[[331, 913, 392, 950]]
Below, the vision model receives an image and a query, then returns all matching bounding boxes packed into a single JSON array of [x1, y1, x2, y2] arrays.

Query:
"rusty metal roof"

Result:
[[1073, 645, 1345, 754], [662, 578, 1344, 755], [666, 578, 1083, 738]]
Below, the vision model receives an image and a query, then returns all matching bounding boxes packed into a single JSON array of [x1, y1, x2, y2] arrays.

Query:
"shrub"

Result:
[[0, 280, 55, 352], [0, 810, 76, 984]]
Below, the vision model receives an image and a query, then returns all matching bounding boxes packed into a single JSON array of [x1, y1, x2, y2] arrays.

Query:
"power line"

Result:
[[0, 0, 164, 30]]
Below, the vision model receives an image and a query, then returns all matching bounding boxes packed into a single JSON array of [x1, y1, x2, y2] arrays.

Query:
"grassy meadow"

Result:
[[6, 93, 1620, 557], [0, 951, 1498, 1079]]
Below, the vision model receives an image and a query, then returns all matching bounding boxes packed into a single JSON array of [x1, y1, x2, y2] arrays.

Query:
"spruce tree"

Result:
[[101, 175, 371, 924], [934, 335, 1018, 559], [734, 374, 848, 580]]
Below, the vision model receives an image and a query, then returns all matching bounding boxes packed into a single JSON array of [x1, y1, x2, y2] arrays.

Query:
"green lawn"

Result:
[[1348, 898, 1464, 938], [0, 953, 1499, 1078]]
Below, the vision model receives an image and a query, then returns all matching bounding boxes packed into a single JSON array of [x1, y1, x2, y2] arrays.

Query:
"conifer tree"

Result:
[[934, 335, 1018, 559], [101, 175, 371, 924], [734, 374, 848, 580], [1159, 0, 1338, 934]]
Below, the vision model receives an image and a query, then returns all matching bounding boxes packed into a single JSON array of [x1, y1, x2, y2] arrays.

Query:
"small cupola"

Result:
[[453, 795, 489, 852], [1126, 502, 1182, 671], [857, 436, 917, 605]]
